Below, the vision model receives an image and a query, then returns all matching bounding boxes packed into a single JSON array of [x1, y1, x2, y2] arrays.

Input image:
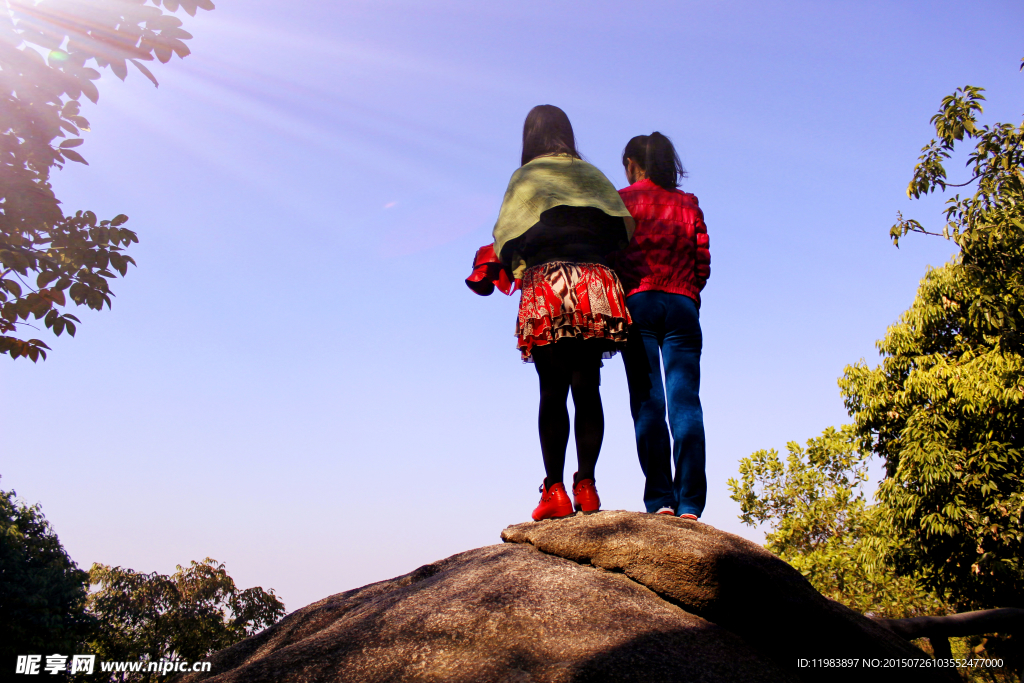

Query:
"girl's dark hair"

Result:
[[621, 131, 686, 190], [521, 105, 581, 166], [622, 135, 648, 170]]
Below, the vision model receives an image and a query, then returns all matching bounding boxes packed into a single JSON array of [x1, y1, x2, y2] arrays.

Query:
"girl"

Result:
[[615, 132, 710, 520], [492, 105, 635, 521]]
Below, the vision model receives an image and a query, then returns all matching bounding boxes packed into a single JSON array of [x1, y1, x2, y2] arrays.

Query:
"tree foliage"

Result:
[[87, 558, 285, 678], [0, 479, 95, 671], [840, 80, 1024, 611], [729, 431, 1021, 681], [1, 0, 213, 361], [728, 426, 945, 619], [1, 478, 285, 679]]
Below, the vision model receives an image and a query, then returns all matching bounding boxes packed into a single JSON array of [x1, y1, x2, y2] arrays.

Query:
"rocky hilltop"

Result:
[[179, 512, 955, 683]]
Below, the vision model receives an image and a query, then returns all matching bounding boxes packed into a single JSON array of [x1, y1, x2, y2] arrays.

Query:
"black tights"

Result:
[[533, 341, 604, 486]]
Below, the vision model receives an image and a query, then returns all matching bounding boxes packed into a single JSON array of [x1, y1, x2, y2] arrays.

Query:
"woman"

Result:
[[492, 105, 635, 521], [615, 132, 710, 520]]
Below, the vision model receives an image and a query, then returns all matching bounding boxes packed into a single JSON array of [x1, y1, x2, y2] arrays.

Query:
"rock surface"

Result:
[[180, 512, 956, 683]]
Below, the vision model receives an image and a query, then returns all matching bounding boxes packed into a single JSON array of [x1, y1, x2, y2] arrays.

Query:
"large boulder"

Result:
[[180, 512, 954, 683]]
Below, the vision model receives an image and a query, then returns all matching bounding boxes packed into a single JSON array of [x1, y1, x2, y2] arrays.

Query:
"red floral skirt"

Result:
[[516, 261, 632, 361]]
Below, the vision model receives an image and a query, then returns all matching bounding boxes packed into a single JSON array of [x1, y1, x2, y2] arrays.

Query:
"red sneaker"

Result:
[[571, 473, 601, 513], [532, 481, 573, 521]]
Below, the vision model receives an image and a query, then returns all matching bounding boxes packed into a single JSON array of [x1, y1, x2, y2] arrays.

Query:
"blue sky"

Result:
[[2, 0, 1022, 611]]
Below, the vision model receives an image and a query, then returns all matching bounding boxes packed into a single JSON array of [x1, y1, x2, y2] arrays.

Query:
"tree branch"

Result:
[[907, 228, 946, 237], [943, 175, 980, 188], [875, 608, 1024, 640]]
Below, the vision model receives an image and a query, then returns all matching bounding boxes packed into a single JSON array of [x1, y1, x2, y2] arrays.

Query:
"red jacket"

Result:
[[465, 243, 518, 296], [614, 178, 710, 306]]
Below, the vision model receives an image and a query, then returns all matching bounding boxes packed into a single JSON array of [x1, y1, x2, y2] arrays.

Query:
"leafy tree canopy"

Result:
[[0, 479, 95, 670], [730, 429, 1020, 679], [840, 75, 1024, 611], [728, 426, 945, 619], [87, 558, 286, 678], [1, 0, 213, 361], [1, 477, 285, 679]]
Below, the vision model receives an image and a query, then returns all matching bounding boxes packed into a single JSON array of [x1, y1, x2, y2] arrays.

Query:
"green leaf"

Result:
[[2, 280, 22, 298], [81, 79, 99, 104], [129, 59, 160, 88], [110, 59, 128, 81], [60, 149, 89, 165]]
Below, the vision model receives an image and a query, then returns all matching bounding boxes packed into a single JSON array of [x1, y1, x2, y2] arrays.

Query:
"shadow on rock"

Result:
[[177, 512, 955, 683], [503, 511, 955, 682]]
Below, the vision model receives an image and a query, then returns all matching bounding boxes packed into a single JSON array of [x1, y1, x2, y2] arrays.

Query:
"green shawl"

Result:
[[492, 154, 635, 278]]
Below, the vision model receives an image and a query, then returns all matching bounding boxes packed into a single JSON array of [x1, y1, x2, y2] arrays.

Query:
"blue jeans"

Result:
[[622, 291, 706, 516]]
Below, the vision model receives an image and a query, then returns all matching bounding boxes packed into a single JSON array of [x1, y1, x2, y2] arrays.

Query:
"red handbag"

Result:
[[465, 243, 518, 296]]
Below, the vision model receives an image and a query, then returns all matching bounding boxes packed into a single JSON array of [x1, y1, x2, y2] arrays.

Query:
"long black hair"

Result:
[[521, 105, 581, 166], [621, 131, 686, 190]]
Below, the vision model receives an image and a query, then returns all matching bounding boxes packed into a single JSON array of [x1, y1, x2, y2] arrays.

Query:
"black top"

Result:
[[499, 205, 629, 271]]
